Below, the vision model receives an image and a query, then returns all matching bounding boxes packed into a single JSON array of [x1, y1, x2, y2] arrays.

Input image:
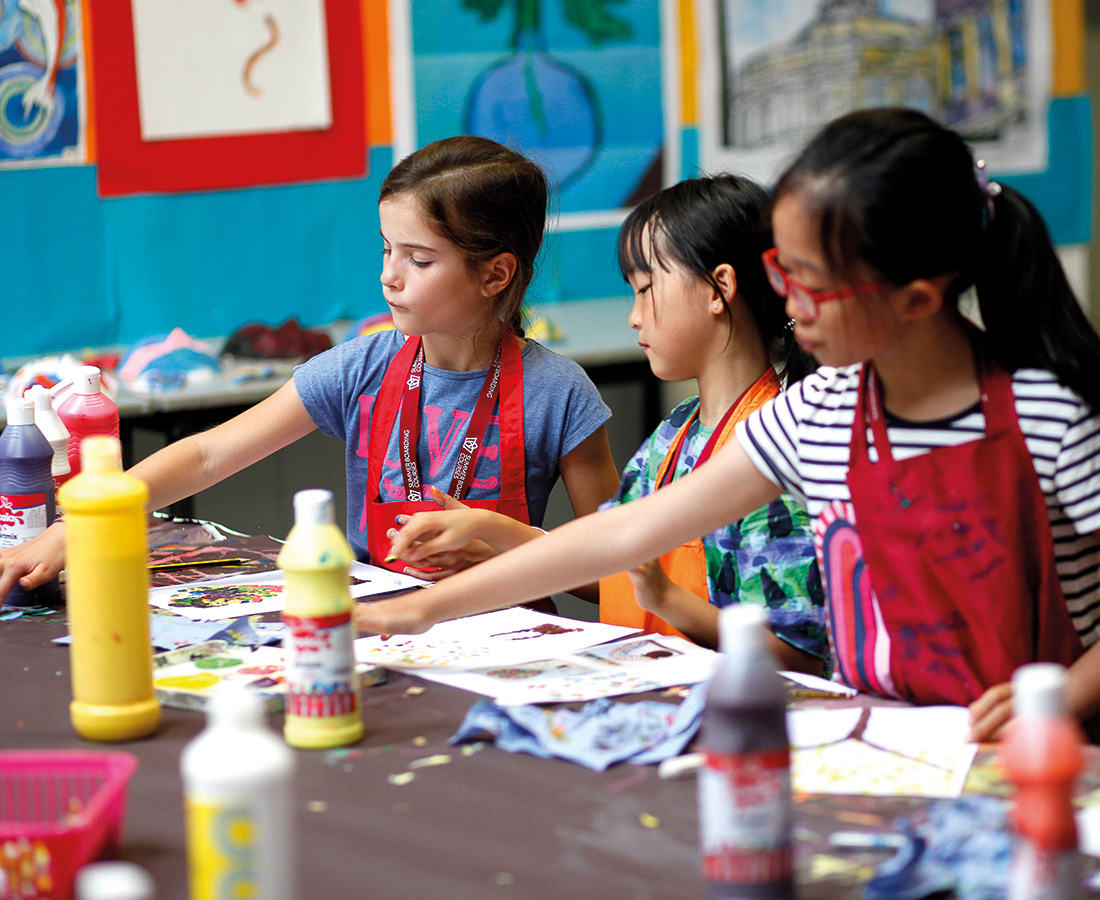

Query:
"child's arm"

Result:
[[969, 538, 1100, 741], [0, 380, 317, 606], [355, 437, 783, 635]]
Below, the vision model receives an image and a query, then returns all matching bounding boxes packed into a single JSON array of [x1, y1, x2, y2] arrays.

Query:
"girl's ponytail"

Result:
[[976, 185, 1100, 412]]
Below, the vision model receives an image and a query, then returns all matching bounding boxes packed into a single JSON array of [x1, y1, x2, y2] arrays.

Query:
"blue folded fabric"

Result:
[[451, 683, 707, 771]]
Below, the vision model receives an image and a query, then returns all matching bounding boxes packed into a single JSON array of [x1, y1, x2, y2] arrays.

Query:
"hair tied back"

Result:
[[975, 158, 1002, 227]]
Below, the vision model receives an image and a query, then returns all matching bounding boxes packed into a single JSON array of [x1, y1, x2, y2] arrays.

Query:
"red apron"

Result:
[[816, 356, 1083, 706], [362, 334, 529, 572], [600, 369, 781, 635]]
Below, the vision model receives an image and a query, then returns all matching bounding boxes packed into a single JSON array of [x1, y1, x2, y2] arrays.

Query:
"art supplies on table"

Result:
[[147, 560, 426, 620], [152, 641, 384, 712], [405, 633, 719, 705], [354, 606, 638, 672]]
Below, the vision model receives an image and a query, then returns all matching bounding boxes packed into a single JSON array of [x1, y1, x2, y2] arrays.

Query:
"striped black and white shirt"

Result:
[[735, 364, 1100, 646]]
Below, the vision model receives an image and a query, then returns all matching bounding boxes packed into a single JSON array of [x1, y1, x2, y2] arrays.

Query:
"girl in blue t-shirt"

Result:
[[0, 137, 620, 603]]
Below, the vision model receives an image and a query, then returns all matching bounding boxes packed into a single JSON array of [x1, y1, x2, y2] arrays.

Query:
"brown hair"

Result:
[[380, 136, 549, 338]]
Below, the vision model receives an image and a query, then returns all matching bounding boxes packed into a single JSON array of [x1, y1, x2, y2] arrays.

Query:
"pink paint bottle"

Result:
[[55, 366, 119, 480]]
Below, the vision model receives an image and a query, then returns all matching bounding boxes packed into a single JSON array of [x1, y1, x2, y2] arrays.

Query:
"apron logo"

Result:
[[408, 490, 421, 501], [406, 374, 420, 390], [463, 437, 479, 454]]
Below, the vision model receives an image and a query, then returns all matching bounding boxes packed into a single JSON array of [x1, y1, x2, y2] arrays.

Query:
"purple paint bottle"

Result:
[[697, 604, 793, 899], [0, 396, 61, 606]]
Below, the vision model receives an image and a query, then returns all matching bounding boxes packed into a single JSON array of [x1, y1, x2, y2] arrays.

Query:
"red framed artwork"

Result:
[[90, 0, 366, 196]]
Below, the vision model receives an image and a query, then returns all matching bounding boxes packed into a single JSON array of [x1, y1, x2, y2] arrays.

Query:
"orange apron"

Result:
[[362, 334, 529, 572], [599, 369, 781, 635]]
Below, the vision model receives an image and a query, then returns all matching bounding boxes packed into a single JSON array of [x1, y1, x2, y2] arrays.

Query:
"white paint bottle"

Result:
[[181, 687, 296, 900]]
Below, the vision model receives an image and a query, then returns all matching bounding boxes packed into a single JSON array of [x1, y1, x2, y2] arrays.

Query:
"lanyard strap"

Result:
[[397, 338, 504, 502], [657, 394, 742, 490]]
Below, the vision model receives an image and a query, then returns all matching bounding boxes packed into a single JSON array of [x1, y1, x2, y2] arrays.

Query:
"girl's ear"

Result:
[[712, 263, 738, 308], [897, 274, 953, 322], [480, 252, 518, 298]]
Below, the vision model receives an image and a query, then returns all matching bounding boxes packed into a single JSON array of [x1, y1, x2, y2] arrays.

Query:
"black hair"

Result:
[[617, 174, 815, 385], [774, 106, 1100, 411], [380, 136, 548, 339]]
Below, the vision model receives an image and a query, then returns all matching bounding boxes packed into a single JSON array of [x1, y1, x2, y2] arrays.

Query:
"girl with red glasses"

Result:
[[357, 109, 1100, 744]]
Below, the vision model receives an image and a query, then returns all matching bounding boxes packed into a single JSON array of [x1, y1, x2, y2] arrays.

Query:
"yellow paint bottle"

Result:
[[279, 489, 363, 748], [60, 435, 159, 742]]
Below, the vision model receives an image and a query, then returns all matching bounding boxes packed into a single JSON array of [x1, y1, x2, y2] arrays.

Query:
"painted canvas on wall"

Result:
[[700, 0, 1051, 185], [0, 0, 84, 165], [391, 0, 665, 217]]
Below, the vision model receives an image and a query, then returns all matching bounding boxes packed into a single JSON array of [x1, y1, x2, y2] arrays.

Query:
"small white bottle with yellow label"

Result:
[[279, 488, 363, 749], [181, 687, 295, 900]]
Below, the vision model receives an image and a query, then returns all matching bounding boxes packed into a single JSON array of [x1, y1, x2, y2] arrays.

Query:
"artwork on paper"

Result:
[[129, 0, 332, 142], [701, 0, 1050, 183], [0, 0, 84, 166], [354, 606, 638, 669], [394, 0, 665, 215], [148, 571, 288, 620], [788, 705, 978, 797], [400, 634, 720, 705], [90, 0, 365, 196]]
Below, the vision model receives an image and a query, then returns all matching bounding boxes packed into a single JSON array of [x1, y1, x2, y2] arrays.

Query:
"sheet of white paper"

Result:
[[1076, 806, 1100, 859], [148, 571, 288, 620], [786, 708, 865, 749], [348, 561, 428, 597], [860, 705, 973, 754], [410, 634, 719, 704], [354, 607, 638, 670], [147, 562, 419, 620], [131, 0, 332, 141], [780, 671, 858, 697]]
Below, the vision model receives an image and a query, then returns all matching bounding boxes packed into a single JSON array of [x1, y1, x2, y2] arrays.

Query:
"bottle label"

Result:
[[284, 612, 359, 718], [698, 747, 793, 885], [0, 493, 47, 547], [186, 799, 260, 900], [1008, 841, 1084, 900]]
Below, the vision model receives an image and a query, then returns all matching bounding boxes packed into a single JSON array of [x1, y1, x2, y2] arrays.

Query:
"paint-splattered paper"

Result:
[[412, 634, 720, 705], [354, 607, 638, 671], [789, 706, 978, 798], [148, 562, 425, 620]]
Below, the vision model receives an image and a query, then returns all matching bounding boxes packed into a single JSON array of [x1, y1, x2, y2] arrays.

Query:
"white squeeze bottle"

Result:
[[697, 604, 794, 899], [279, 488, 363, 749], [27, 385, 70, 490], [181, 687, 296, 900]]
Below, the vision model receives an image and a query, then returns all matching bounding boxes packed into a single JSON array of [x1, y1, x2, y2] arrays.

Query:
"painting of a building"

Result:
[[726, 0, 933, 150], [934, 0, 1030, 139]]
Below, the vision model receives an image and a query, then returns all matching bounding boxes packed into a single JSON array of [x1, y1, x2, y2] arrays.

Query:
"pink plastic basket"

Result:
[[0, 750, 138, 900]]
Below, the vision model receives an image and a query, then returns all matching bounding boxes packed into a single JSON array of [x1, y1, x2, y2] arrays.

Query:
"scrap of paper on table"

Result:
[[354, 607, 639, 671], [410, 634, 721, 704], [148, 561, 426, 620], [788, 705, 978, 798]]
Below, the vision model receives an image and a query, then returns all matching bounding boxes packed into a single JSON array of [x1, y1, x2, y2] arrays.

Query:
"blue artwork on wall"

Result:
[[410, 0, 663, 214]]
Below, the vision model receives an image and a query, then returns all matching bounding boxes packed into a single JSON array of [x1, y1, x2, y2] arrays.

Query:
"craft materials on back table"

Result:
[[60, 435, 159, 742]]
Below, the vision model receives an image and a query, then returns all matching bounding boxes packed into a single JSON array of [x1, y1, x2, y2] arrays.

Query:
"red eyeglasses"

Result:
[[761, 248, 886, 321]]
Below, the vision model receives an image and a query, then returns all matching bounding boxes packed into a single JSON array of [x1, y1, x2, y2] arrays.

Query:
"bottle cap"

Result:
[[75, 861, 156, 900], [293, 489, 335, 527], [208, 683, 266, 730], [27, 385, 54, 411], [5, 396, 34, 426], [1013, 662, 1068, 718], [79, 435, 123, 474], [717, 604, 768, 655], [73, 366, 103, 396]]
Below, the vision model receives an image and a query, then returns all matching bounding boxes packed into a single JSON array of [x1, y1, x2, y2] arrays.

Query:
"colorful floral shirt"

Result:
[[600, 396, 827, 661]]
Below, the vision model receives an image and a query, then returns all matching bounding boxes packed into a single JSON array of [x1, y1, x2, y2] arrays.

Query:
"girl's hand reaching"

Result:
[[625, 558, 676, 616], [386, 486, 544, 579], [968, 682, 1014, 742], [0, 521, 66, 608]]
